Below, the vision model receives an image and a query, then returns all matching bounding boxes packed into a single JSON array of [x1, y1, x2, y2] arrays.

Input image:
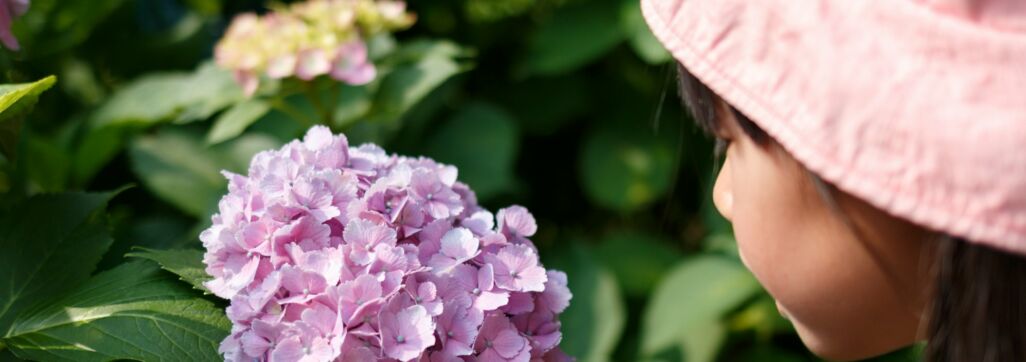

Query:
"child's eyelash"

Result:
[[714, 138, 731, 158]]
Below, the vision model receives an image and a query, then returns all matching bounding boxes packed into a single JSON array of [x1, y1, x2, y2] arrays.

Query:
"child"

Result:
[[641, 0, 1026, 360]]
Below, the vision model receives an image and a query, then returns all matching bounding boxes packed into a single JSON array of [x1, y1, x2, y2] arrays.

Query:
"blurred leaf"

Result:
[[728, 292, 794, 340], [0, 190, 119, 337], [425, 103, 519, 200], [332, 84, 373, 129], [594, 231, 681, 297], [71, 125, 127, 186], [13, 0, 127, 56], [4, 262, 229, 361], [129, 129, 223, 217], [641, 255, 760, 357], [621, 0, 671, 64], [24, 135, 70, 192], [645, 320, 725, 362], [579, 124, 674, 212], [369, 39, 467, 126], [524, 0, 626, 76], [127, 247, 210, 293], [729, 346, 807, 362], [498, 75, 589, 136], [93, 62, 240, 128], [207, 99, 271, 145], [0, 76, 57, 159], [174, 63, 247, 124], [547, 244, 626, 362], [130, 128, 279, 217], [99, 215, 191, 271], [465, 0, 536, 22]]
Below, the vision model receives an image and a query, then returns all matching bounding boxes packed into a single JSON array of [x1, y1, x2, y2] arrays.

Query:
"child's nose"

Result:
[[713, 158, 734, 221]]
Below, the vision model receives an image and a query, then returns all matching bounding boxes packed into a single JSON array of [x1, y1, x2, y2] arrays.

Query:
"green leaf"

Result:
[[594, 231, 681, 297], [641, 255, 760, 356], [579, 124, 675, 212], [523, 1, 626, 76], [92, 62, 241, 128], [130, 129, 224, 217], [127, 248, 210, 293], [207, 99, 271, 145], [130, 128, 280, 217], [0, 191, 119, 337], [546, 244, 626, 362], [24, 135, 71, 192], [0, 76, 57, 159], [621, 0, 671, 64], [369, 39, 467, 126], [4, 261, 230, 361], [425, 103, 519, 200]]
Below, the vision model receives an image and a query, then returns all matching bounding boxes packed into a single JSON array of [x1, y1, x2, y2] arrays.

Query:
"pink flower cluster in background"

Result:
[[0, 0, 28, 50], [215, 0, 415, 95], [203, 126, 573, 361]]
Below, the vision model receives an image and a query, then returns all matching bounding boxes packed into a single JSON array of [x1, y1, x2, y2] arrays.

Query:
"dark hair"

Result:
[[675, 63, 1026, 361]]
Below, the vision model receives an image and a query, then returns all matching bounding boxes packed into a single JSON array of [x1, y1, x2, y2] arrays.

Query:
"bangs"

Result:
[[676, 63, 768, 144]]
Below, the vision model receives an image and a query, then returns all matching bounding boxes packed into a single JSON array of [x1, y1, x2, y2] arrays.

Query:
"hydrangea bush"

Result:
[[215, 0, 415, 95], [202, 126, 573, 361]]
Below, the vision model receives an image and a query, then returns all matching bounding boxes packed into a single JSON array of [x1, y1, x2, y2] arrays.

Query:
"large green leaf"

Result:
[[127, 247, 210, 293], [206, 99, 271, 145], [523, 1, 626, 76], [4, 261, 230, 361], [0, 191, 119, 337], [130, 128, 280, 217], [0, 76, 57, 159], [641, 255, 760, 357], [546, 244, 626, 362], [579, 124, 675, 212], [92, 62, 241, 128], [425, 103, 519, 200]]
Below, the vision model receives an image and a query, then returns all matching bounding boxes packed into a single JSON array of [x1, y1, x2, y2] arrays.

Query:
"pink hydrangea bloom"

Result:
[[204, 126, 572, 361], [214, 0, 415, 96]]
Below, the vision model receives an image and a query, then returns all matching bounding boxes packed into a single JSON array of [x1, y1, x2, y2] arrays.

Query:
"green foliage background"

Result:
[[0, 0, 923, 361]]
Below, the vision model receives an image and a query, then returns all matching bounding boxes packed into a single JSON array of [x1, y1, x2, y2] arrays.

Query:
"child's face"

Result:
[[711, 109, 934, 360]]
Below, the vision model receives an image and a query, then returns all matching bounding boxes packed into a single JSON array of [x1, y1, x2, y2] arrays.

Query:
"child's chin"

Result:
[[792, 323, 905, 362]]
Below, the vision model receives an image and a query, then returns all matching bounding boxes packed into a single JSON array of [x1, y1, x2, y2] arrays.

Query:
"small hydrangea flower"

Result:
[[215, 0, 415, 95], [203, 126, 572, 361]]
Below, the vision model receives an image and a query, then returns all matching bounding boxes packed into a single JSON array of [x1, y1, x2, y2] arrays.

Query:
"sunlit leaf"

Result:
[[127, 247, 209, 293], [4, 262, 229, 361], [0, 191, 119, 337], [0, 76, 57, 159]]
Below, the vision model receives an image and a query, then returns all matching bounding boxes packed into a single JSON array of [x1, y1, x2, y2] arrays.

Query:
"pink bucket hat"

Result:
[[641, 0, 1026, 254]]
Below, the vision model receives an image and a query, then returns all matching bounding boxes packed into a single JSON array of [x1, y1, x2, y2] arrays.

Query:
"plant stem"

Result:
[[269, 98, 317, 128], [0, 340, 7, 352]]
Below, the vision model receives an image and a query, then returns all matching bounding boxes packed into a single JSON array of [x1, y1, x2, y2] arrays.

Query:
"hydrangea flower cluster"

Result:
[[215, 0, 415, 95], [202, 126, 573, 361], [0, 0, 29, 51]]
